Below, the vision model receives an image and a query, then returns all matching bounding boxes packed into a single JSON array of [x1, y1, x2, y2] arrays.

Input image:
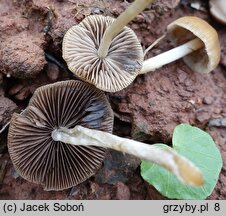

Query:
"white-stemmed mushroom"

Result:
[[140, 16, 221, 74], [8, 81, 204, 189], [62, 0, 154, 92], [52, 125, 204, 186], [8, 81, 114, 191]]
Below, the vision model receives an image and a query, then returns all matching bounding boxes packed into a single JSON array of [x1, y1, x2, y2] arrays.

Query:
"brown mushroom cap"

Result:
[[209, 0, 226, 25], [62, 15, 143, 92], [8, 80, 113, 191], [167, 16, 220, 73]]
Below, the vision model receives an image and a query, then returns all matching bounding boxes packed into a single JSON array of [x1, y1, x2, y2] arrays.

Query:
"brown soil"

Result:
[[0, 0, 225, 200]]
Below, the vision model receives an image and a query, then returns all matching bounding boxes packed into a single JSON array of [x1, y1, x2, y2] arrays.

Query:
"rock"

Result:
[[177, 69, 188, 83], [203, 96, 214, 105], [89, 182, 112, 200], [209, 118, 226, 127], [151, 0, 180, 13], [8, 84, 31, 101], [0, 89, 17, 153], [90, 182, 100, 194], [111, 58, 224, 142], [116, 182, 130, 200], [160, 83, 169, 93], [0, 33, 46, 79], [14, 88, 31, 101], [95, 150, 140, 185], [131, 121, 152, 142], [46, 63, 60, 81], [8, 84, 24, 96], [68, 184, 88, 199], [184, 78, 193, 87], [0, 89, 17, 126], [195, 111, 210, 124]]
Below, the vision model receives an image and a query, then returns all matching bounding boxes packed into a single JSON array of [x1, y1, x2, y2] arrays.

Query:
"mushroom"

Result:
[[8, 80, 113, 190], [140, 16, 221, 74], [62, 0, 154, 92], [209, 0, 226, 25], [8, 80, 204, 189]]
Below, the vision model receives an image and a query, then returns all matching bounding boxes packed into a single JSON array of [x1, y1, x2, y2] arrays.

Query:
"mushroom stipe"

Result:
[[63, 14, 220, 92], [8, 80, 204, 190], [141, 16, 220, 74], [62, 0, 153, 92]]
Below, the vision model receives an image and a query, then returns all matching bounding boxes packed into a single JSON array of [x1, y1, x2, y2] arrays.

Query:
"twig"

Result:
[[143, 34, 166, 57], [0, 122, 10, 134], [0, 110, 25, 135]]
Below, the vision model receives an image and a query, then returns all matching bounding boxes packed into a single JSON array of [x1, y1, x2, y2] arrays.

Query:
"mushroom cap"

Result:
[[62, 15, 143, 92], [8, 80, 113, 191], [209, 0, 226, 25], [167, 16, 220, 73]]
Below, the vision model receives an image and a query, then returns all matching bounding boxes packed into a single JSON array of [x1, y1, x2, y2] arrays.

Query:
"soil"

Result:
[[0, 0, 226, 200]]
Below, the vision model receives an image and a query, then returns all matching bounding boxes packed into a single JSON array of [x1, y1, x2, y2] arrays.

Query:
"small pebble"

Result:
[[47, 63, 60, 81], [177, 69, 187, 83], [160, 84, 169, 93], [8, 84, 24, 96], [196, 112, 210, 123], [14, 88, 30, 101], [214, 108, 222, 114], [11, 169, 20, 179], [203, 96, 214, 105], [135, 14, 145, 23], [184, 78, 193, 87], [116, 182, 130, 200], [209, 118, 226, 127]]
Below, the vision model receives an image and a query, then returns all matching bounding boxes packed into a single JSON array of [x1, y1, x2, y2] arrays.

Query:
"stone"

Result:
[[46, 63, 60, 81], [116, 182, 130, 200], [95, 150, 140, 185], [203, 96, 214, 105]]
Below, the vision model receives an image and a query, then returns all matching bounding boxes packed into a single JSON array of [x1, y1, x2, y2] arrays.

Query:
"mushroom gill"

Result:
[[8, 80, 113, 191], [62, 15, 143, 92]]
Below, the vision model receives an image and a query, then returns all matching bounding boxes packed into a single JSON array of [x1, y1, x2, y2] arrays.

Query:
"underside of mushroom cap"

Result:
[[62, 15, 143, 92], [167, 16, 220, 73], [8, 80, 113, 191]]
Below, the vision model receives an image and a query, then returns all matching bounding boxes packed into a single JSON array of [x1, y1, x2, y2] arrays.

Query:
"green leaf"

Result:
[[141, 124, 222, 199]]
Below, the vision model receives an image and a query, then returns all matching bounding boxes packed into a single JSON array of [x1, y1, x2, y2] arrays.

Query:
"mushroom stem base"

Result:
[[140, 38, 204, 74], [52, 126, 203, 186], [97, 0, 154, 59]]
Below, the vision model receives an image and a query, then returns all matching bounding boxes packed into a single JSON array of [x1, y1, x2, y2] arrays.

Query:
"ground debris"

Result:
[[116, 182, 130, 200], [0, 160, 7, 184], [209, 118, 226, 127], [189, 0, 207, 12], [0, 89, 17, 127], [95, 150, 140, 185]]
